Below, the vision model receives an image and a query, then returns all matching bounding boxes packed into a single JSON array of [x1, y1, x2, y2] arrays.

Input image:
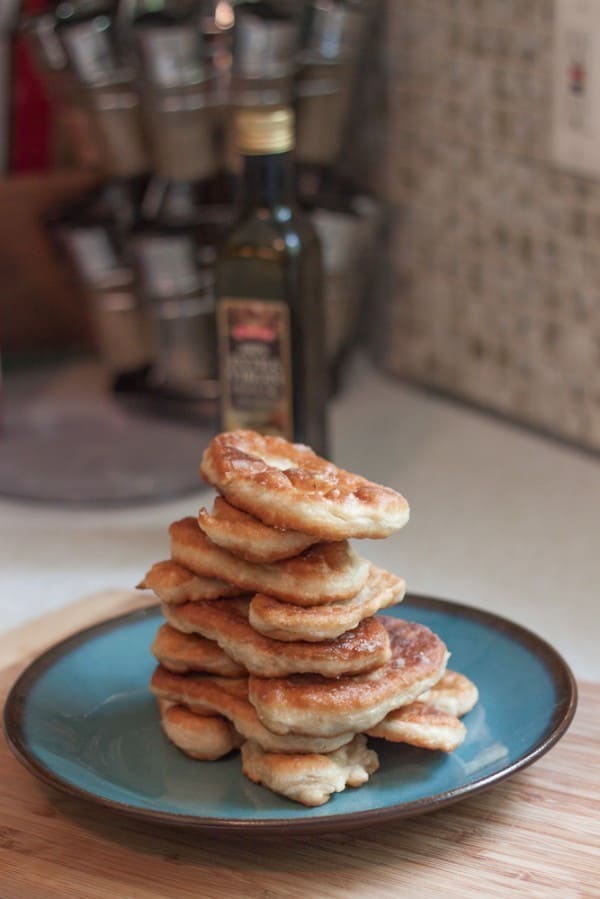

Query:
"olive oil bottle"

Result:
[[215, 105, 328, 455]]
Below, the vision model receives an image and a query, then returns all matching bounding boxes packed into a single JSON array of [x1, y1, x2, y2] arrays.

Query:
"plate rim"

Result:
[[2, 595, 578, 835]]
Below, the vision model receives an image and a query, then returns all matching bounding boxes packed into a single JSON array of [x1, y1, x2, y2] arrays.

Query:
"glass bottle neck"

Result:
[[240, 152, 295, 212]]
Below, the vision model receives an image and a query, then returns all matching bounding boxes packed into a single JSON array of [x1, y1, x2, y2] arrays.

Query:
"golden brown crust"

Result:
[[248, 617, 449, 737], [241, 736, 379, 806], [419, 670, 479, 718], [139, 559, 244, 604], [200, 431, 410, 540], [162, 598, 391, 678], [198, 496, 316, 563], [157, 699, 243, 760], [151, 623, 246, 677], [249, 565, 405, 642], [169, 517, 370, 606], [366, 701, 466, 752], [150, 666, 356, 753]]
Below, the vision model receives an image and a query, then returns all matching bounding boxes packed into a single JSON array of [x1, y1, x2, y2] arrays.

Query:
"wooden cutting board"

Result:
[[0, 592, 598, 899]]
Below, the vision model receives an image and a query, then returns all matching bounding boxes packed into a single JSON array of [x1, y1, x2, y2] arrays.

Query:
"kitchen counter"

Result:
[[0, 615, 596, 898], [0, 357, 598, 679], [1, 357, 599, 899]]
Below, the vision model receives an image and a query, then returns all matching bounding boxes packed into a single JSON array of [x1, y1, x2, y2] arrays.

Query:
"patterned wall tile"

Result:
[[381, 0, 600, 451]]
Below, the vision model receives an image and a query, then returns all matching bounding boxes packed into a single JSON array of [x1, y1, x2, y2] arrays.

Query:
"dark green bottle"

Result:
[[215, 105, 328, 455]]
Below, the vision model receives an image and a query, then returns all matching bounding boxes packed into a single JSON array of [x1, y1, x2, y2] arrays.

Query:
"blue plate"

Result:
[[3, 597, 576, 834]]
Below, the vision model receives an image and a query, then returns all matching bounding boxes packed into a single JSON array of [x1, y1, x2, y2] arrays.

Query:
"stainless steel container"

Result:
[[56, 4, 149, 176], [88, 82, 148, 177], [58, 223, 151, 376], [301, 1, 367, 61], [296, 1, 369, 167], [231, 4, 298, 107], [130, 229, 217, 392], [22, 8, 67, 75], [58, 14, 125, 87], [22, 9, 102, 168], [134, 16, 217, 181], [310, 194, 380, 363]]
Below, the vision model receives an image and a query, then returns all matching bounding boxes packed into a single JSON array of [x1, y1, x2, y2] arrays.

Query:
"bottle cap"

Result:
[[234, 106, 294, 155]]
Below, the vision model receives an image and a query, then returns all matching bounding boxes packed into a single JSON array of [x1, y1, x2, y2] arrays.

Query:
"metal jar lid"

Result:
[[57, 223, 133, 291], [131, 231, 211, 301], [134, 21, 206, 88], [300, 0, 368, 64], [233, 5, 298, 80], [57, 11, 132, 87], [22, 11, 68, 73]]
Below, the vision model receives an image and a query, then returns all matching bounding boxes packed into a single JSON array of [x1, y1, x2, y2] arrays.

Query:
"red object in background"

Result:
[[10, 0, 52, 172], [569, 61, 586, 95]]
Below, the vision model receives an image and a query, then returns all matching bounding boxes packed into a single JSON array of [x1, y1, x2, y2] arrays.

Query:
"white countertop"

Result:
[[1, 358, 598, 680]]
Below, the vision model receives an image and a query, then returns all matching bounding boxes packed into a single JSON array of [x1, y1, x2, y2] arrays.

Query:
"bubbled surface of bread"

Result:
[[150, 666, 356, 754], [419, 670, 479, 717], [200, 431, 410, 541], [151, 623, 246, 677], [241, 735, 379, 807], [198, 496, 316, 563], [140, 430, 481, 806], [249, 565, 405, 642], [162, 598, 391, 678], [158, 699, 243, 760], [169, 517, 369, 606], [248, 617, 449, 738], [139, 560, 244, 604], [366, 701, 466, 752]]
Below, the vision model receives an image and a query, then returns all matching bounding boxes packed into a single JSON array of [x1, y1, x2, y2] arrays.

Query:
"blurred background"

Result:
[[1, 0, 386, 503], [0, 0, 598, 506]]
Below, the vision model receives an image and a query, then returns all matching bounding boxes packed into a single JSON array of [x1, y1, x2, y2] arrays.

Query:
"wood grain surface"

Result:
[[0, 592, 598, 899], [0, 590, 155, 670]]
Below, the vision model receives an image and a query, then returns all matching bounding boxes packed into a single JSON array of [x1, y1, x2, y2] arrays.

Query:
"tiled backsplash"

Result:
[[380, 0, 600, 451]]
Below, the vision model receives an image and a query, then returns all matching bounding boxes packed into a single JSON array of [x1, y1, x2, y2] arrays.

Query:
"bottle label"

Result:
[[217, 298, 293, 438]]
